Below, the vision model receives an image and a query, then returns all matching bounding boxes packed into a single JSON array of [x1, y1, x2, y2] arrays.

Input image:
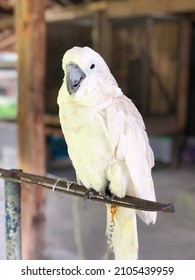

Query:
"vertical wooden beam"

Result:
[[171, 17, 191, 167], [176, 17, 191, 131], [141, 17, 153, 117], [93, 10, 111, 63], [15, 0, 46, 259]]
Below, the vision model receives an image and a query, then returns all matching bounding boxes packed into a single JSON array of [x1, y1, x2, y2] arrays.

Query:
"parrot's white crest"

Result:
[[57, 46, 157, 259]]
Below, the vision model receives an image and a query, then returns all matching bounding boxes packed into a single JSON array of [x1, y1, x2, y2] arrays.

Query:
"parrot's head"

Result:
[[60, 46, 119, 100]]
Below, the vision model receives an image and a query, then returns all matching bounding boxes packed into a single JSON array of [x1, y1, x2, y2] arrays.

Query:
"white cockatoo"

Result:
[[57, 46, 157, 260]]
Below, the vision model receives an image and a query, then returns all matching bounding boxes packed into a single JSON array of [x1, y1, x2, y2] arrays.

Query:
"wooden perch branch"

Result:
[[0, 168, 175, 213]]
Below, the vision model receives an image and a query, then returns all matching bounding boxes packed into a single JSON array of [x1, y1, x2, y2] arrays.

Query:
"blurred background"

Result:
[[0, 0, 195, 260]]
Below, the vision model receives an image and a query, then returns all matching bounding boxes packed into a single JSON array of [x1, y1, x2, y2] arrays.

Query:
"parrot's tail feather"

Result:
[[106, 205, 138, 260]]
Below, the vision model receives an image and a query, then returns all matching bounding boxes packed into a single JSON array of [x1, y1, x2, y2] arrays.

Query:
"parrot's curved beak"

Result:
[[66, 63, 86, 94]]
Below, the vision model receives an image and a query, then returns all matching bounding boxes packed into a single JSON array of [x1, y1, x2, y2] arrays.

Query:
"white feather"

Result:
[[106, 206, 138, 260], [106, 96, 156, 224]]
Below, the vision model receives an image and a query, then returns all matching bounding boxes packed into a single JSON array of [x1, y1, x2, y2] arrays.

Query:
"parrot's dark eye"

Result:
[[90, 64, 95, 69]]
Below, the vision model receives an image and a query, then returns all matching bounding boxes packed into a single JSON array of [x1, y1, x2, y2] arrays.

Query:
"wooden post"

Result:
[[93, 10, 111, 63], [15, 0, 46, 259], [141, 17, 153, 117]]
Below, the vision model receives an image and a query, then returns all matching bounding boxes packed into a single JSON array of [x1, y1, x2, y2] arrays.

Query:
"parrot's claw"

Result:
[[83, 188, 96, 200], [101, 186, 115, 201], [100, 180, 115, 201]]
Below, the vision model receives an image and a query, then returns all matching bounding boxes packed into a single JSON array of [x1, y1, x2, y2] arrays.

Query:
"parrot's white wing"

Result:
[[106, 94, 156, 224]]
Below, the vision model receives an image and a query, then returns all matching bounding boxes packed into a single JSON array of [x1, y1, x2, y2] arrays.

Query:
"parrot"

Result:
[[57, 46, 157, 260]]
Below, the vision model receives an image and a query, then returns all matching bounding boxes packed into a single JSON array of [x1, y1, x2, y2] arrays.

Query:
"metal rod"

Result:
[[5, 180, 22, 260], [0, 168, 175, 213]]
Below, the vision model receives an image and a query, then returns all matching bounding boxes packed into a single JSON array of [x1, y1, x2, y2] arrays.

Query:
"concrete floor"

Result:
[[43, 162, 195, 260]]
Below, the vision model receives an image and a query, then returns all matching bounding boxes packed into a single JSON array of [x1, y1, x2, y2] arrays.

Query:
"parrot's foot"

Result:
[[101, 182, 115, 201], [83, 188, 96, 200]]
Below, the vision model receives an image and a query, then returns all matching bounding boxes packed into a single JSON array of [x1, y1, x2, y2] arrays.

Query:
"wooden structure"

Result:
[[1, 0, 195, 259], [15, 1, 46, 259], [45, 1, 192, 167]]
